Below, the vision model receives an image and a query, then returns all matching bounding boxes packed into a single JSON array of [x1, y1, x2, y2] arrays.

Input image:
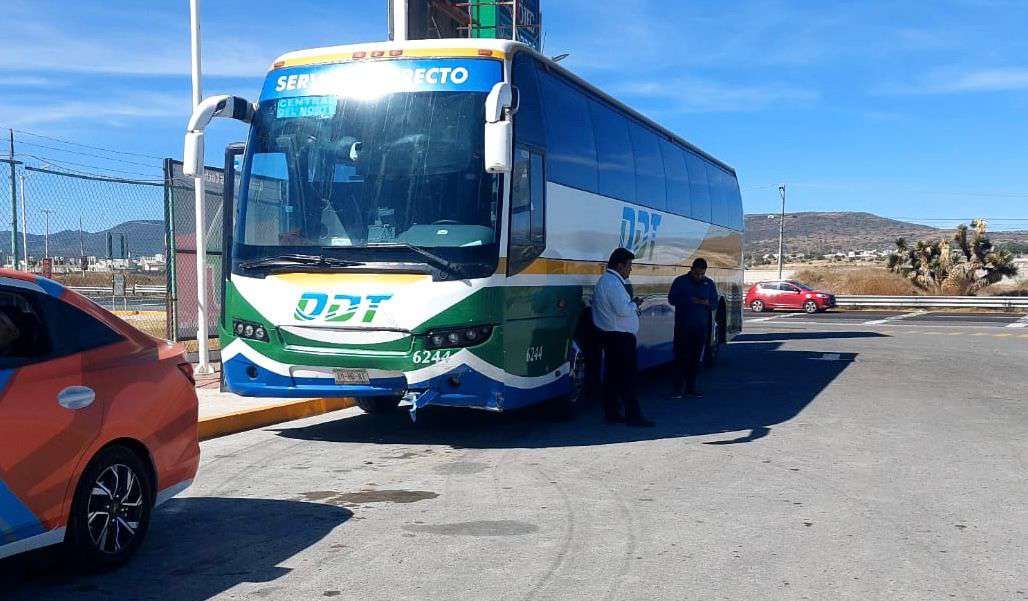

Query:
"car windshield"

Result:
[[235, 59, 503, 273]]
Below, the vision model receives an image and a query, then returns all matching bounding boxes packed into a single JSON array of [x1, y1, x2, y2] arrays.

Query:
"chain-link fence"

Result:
[[0, 157, 169, 338], [164, 159, 225, 342]]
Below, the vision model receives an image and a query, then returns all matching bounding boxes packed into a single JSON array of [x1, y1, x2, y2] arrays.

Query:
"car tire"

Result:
[[66, 445, 154, 568], [804, 301, 819, 314], [357, 396, 402, 414], [750, 300, 766, 313]]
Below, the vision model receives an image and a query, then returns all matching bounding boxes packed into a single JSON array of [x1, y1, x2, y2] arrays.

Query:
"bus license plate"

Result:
[[334, 369, 369, 385]]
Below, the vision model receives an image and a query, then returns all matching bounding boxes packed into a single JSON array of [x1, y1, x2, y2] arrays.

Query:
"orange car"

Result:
[[0, 270, 199, 566]]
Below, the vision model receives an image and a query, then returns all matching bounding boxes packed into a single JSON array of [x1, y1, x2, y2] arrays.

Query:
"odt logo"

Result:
[[620, 207, 662, 260], [294, 293, 393, 323]]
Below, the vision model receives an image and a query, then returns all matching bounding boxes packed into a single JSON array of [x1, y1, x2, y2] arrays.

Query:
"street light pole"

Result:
[[190, 0, 212, 374], [41, 209, 54, 260], [777, 184, 786, 280]]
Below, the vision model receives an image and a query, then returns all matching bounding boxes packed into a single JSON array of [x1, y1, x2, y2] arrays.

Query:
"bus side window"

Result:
[[508, 146, 546, 275]]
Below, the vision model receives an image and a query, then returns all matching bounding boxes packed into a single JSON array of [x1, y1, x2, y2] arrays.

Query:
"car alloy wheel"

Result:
[[751, 300, 765, 313], [804, 301, 818, 314], [86, 464, 145, 555]]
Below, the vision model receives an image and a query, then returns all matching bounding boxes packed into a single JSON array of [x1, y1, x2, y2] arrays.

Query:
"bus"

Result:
[[183, 38, 744, 417]]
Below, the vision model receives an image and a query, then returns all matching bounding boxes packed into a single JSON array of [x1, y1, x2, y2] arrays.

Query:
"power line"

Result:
[[17, 153, 163, 180], [16, 140, 161, 169], [8, 127, 167, 160]]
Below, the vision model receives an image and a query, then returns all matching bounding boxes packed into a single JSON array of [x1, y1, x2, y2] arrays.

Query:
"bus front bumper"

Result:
[[222, 353, 511, 411], [223, 354, 408, 399]]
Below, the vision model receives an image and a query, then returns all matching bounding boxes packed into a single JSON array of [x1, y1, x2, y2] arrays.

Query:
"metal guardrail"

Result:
[[836, 295, 1028, 309], [69, 285, 167, 296]]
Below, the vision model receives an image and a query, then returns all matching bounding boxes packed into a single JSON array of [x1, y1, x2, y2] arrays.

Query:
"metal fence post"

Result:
[[8, 130, 19, 269], [163, 158, 177, 341]]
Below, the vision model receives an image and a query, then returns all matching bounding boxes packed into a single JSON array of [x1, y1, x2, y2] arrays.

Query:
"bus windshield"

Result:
[[236, 59, 502, 273]]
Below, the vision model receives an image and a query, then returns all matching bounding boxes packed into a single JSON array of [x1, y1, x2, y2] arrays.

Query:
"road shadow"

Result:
[[1, 497, 352, 601], [273, 337, 856, 449], [734, 331, 889, 342]]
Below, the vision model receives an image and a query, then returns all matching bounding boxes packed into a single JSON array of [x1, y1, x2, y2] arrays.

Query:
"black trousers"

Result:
[[599, 331, 642, 420], [672, 326, 706, 394]]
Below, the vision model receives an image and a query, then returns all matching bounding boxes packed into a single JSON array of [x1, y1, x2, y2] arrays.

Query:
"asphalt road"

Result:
[[4, 318, 1028, 600], [746, 309, 1028, 330]]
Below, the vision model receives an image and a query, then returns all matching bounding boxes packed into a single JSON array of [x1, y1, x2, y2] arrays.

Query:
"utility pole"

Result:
[[8, 130, 19, 270], [190, 0, 212, 374], [42, 209, 55, 260], [19, 174, 28, 270], [777, 184, 787, 280], [79, 214, 86, 276]]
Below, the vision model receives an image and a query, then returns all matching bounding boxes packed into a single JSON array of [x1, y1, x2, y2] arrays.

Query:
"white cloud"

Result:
[[0, 76, 52, 87], [615, 77, 819, 113], [879, 67, 1028, 94], [0, 92, 187, 127]]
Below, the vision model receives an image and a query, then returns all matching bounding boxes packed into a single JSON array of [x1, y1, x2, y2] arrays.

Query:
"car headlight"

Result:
[[233, 319, 270, 342], [816, 293, 828, 298], [424, 325, 493, 350]]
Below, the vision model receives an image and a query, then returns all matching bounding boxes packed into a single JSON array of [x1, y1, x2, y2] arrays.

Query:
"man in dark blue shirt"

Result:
[[668, 257, 719, 398]]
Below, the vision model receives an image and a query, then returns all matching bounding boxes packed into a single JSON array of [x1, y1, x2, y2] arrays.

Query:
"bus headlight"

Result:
[[424, 325, 493, 350], [232, 319, 270, 342]]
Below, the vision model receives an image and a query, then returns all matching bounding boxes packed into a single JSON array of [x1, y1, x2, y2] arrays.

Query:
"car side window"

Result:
[[0, 289, 53, 369], [781, 284, 800, 293], [0, 287, 124, 369]]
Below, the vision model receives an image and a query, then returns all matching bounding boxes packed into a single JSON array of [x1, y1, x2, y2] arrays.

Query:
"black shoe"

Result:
[[604, 414, 627, 424], [625, 417, 656, 428]]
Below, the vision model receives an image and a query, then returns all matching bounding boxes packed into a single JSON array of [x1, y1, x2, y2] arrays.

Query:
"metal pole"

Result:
[[190, 0, 212, 374], [19, 175, 28, 270], [513, 0, 518, 42], [777, 184, 786, 280], [392, 0, 408, 41], [8, 130, 19, 270], [42, 209, 54, 259]]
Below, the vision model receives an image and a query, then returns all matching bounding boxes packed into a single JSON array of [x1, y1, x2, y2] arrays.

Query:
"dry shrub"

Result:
[[791, 267, 921, 296], [984, 281, 1028, 297]]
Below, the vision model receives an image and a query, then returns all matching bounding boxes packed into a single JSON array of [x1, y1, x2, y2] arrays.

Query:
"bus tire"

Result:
[[550, 339, 589, 419], [357, 396, 402, 414], [704, 301, 727, 369]]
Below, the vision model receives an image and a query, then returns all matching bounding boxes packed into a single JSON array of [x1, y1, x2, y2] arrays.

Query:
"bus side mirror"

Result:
[[183, 95, 255, 176], [485, 83, 514, 174], [183, 132, 205, 177]]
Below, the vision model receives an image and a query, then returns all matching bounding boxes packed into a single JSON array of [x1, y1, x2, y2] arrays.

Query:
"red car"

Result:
[[0, 270, 199, 566], [746, 280, 836, 314]]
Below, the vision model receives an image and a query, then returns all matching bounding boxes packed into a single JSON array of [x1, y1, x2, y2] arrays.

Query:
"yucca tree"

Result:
[[886, 219, 1018, 295]]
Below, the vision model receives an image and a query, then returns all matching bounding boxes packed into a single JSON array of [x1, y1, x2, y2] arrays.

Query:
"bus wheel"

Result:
[[550, 340, 588, 419], [357, 396, 402, 414], [704, 303, 727, 369]]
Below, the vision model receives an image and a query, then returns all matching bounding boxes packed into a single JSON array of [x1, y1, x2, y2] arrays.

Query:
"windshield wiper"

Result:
[[365, 243, 465, 279], [238, 253, 363, 270]]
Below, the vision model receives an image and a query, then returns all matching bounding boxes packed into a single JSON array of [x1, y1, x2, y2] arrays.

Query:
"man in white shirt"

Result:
[[592, 247, 655, 427]]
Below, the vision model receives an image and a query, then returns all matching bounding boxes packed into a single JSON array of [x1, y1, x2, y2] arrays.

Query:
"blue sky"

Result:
[[1, 0, 1027, 229]]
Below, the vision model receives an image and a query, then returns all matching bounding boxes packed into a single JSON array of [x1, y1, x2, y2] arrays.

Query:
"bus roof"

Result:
[[271, 39, 735, 174]]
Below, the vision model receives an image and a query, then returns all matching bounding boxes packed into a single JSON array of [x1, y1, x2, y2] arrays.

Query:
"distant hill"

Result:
[[0, 220, 165, 259], [745, 212, 1028, 257]]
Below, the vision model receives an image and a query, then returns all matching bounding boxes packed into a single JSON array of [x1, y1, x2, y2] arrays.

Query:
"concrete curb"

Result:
[[198, 397, 357, 441]]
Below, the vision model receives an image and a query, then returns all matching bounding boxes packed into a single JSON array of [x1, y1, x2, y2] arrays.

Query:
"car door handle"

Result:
[[58, 386, 96, 410]]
